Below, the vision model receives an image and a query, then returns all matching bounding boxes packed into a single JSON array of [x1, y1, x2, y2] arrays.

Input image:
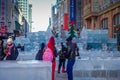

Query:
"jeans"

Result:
[[66, 60, 75, 80]]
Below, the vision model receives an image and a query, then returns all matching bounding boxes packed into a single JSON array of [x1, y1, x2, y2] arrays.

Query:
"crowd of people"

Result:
[[0, 35, 79, 80], [0, 36, 19, 60], [36, 36, 79, 80]]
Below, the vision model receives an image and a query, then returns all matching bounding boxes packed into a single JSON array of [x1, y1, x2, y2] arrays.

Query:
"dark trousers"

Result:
[[58, 59, 66, 69], [66, 60, 75, 80]]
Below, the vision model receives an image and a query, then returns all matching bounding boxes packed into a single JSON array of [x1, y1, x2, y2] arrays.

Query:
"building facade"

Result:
[[18, 0, 32, 33], [0, 0, 29, 38], [52, 0, 83, 38], [13, 0, 23, 37], [18, 0, 29, 23], [83, 0, 99, 29], [28, 4, 32, 32], [0, 0, 13, 36], [76, 0, 83, 29], [99, 0, 120, 48], [83, 0, 120, 48]]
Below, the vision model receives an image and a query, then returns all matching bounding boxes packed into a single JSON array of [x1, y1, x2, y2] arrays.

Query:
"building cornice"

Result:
[[99, 1, 120, 15]]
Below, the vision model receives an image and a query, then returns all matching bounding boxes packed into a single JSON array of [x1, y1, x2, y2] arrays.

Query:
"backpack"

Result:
[[42, 47, 53, 62]]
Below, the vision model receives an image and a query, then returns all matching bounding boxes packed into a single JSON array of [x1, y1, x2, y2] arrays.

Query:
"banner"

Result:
[[64, 14, 69, 30], [69, 0, 76, 24]]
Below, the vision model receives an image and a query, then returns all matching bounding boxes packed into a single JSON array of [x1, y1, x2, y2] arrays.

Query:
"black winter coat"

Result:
[[0, 45, 5, 60]]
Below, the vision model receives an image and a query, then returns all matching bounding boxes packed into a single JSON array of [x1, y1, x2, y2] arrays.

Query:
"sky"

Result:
[[30, 0, 56, 32]]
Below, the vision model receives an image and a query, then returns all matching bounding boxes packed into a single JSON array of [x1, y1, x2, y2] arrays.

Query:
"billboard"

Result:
[[69, 0, 76, 24], [64, 14, 69, 30]]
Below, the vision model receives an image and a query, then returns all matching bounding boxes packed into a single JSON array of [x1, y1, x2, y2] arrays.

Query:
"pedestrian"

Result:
[[0, 38, 5, 60], [58, 42, 67, 73], [66, 36, 79, 80], [21, 44, 24, 51], [42, 36, 57, 80], [35, 42, 45, 60], [5, 37, 19, 60]]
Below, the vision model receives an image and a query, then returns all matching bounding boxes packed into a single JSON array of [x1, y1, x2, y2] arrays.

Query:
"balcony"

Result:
[[83, 3, 99, 19]]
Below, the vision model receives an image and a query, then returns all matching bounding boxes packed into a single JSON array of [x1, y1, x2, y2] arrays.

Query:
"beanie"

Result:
[[7, 38, 13, 43]]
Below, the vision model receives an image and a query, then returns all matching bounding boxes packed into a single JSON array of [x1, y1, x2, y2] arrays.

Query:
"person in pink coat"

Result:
[[43, 36, 57, 80]]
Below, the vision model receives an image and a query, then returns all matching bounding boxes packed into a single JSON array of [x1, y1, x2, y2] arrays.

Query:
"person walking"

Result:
[[58, 42, 67, 73], [66, 36, 79, 80], [0, 38, 5, 60], [43, 36, 57, 80], [5, 37, 19, 60], [35, 42, 45, 60]]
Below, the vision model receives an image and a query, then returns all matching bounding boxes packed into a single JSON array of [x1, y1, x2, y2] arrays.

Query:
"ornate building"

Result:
[[83, 0, 120, 48]]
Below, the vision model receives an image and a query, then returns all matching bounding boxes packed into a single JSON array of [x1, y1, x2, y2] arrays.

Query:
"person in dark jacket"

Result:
[[0, 38, 5, 60], [66, 36, 79, 80], [58, 42, 67, 73], [17, 43, 25, 52], [5, 38, 19, 60], [35, 42, 45, 60]]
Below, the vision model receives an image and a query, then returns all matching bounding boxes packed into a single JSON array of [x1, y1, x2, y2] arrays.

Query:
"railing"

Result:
[[99, 0, 120, 11]]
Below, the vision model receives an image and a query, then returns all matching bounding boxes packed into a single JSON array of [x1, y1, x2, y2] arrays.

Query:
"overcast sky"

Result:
[[30, 0, 56, 32]]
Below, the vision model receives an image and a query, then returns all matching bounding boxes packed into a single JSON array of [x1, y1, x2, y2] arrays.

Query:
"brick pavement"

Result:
[[55, 71, 67, 80]]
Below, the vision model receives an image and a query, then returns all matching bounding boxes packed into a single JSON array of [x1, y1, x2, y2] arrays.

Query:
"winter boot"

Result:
[[58, 68, 60, 73], [62, 68, 66, 73]]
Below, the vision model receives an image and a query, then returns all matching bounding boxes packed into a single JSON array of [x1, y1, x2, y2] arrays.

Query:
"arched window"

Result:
[[101, 18, 108, 29], [113, 13, 120, 26]]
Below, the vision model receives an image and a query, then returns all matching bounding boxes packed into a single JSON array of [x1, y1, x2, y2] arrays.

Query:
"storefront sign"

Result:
[[64, 14, 69, 30]]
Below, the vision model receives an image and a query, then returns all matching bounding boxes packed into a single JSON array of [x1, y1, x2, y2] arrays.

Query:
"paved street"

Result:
[[55, 70, 120, 80], [55, 72, 67, 80]]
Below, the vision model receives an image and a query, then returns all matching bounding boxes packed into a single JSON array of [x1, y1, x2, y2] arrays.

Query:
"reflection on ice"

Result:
[[17, 60, 40, 64]]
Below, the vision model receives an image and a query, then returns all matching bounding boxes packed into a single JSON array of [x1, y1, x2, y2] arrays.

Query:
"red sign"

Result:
[[64, 14, 69, 30]]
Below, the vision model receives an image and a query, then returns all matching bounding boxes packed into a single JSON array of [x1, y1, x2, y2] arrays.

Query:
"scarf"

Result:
[[6, 44, 14, 56]]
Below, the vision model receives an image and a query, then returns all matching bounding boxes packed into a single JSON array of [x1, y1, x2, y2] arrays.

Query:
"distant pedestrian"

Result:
[[42, 36, 57, 80], [0, 38, 5, 60], [66, 36, 79, 80], [21, 44, 24, 51], [5, 37, 19, 60], [58, 42, 67, 73], [35, 42, 45, 60]]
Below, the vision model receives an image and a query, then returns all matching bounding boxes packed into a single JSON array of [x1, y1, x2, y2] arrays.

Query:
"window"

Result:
[[113, 13, 120, 26], [103, 0, 110, 4], [101, 18, 108, 29]]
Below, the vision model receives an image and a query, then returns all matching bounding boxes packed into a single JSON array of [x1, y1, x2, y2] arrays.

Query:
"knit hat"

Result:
[[66, 36, 72, 41], [41, 43, 45, 49], [7, 38, 13, 43], [48, 36, 55, 45]]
